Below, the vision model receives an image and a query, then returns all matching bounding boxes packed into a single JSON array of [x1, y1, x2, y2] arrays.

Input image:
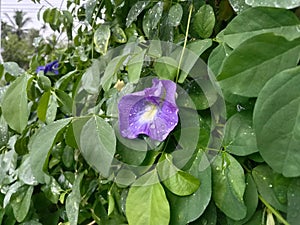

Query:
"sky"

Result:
[[1, 0, 67, 36]]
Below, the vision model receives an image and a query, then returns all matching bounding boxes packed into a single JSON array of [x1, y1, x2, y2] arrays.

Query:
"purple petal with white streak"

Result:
[[118, 78, 178, 141]]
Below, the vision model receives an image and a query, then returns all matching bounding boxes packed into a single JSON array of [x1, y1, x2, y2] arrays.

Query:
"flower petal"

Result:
[[36, 60, 59, 75], [36, 66, 45, 73], [118, 78, 178, 141]]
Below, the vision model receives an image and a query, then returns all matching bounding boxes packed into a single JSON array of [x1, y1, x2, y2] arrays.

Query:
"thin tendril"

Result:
[[175, 4, 193, 83]]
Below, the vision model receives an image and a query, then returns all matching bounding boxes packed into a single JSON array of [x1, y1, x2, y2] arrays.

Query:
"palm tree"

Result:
[[5, 10, 32, 39], [1, 21, 13, 38]]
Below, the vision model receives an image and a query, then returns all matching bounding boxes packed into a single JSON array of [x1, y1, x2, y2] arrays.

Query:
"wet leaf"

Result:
[[94, 25, 111, 55], [245, 0, 300, 9], [126, 169, 170, 225], [212, 153, 247, 220], [154, 56, 178, 80], [220, 7, 300, 49], [80, 116, 116, 177], [126, 1, 150, 27], [143, 1, 164, 38], [254, 67, 300, 177], [10, 185, 34, 222], [29, 118, 72, 183], [66, 173, 84, 225], [218, 34, 300, 97], [2, 74, 29, 133], [168, 3, 183, 26], [192, 4, 215, 38]]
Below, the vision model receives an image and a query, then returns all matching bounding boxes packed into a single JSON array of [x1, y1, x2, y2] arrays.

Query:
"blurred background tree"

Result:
[[1, 10, 40, 69], [4, 10, 31, 39]]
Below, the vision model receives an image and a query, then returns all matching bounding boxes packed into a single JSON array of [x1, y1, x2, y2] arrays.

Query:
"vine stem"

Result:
[[91, 0, 104, 59], [175, 3, 193, 83], [258, 195, 290, 225], [86, 220, 96, 225]]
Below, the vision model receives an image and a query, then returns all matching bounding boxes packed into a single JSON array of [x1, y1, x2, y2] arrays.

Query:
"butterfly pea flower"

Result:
[[36, 60, 59, 75], [118, 78, 179, 141]]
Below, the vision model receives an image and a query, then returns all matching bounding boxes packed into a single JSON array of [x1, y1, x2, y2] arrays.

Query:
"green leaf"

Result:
[[18, 156, 38, 185], [192, 4, 215, 39], [0, 150, 17, 185], [287, 178, 300, 224], [207, 43, 232, 78], [0, 116, 9, 148], [20, 220, 42, 225], [228, 0, 250, 13], [37, 75, 51, 91], [41, 177, 62, 204], [163, 170, 199, 196], [245, 0, 300, 9], [212, 153, 247, 220], [47, 8, 61, 31], [80, 115, 116, 177], [2, 74, 29, 133], [127, 48, 146, 83], [218, 34, 300, 97], [147, 40, 162, 58], [154, 56, 178, 80], [220, 7, 300, 49], [45, 94, 58, 124], [116, 139, 147, 166], [37, 91, 50, 122], [3, 62, 24, 77], [82, 59, 105, 94], [168, 150, 212, 224], [101, 55, 128, 91], [126, 169, 170, 225], [68, 117, 90, 149], [180, 78, 218, 110], [115, 169, 137, 187], [253, 66, 300, 177], [158, 154, 200, 196], [177, 39, 212, 83], [107, 190, 115, 216], [10, 185, 34, 222], [94, 25, 111, 55], [85, 0, 97, 24], [62, 146, 74, 168], [186, 39, 213, 55], [111, 25, 127, 43], [168, 3, 183, 26], [228, 173, 258, 225], [29, 118, 72, 183], [126, 1, 150, 27], [170, 106, 201, 168], [143, 1, 164, 38], [244, 210, 263, 225], [66, 173, 84, 225], [224, 113, 258, 156], [252, 165, 289, 212], [55, 89, 73, 116], [191, 201, 217, 225], [37, 91, 57, 123]]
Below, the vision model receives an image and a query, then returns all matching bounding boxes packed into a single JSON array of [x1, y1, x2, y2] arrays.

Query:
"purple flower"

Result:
[[36, 60, 59, 75], [118, 78, 179, 141]]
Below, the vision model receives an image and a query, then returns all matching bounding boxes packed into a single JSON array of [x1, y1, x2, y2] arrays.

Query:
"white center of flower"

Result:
[[140, 104, 158, 122]]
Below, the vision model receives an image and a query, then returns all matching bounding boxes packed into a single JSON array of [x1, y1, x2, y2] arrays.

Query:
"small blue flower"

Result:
[[36, 60, 59, 75], [118, 78, 179, 141]]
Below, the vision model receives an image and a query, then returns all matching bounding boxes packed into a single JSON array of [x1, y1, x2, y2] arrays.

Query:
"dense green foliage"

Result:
[[1, 11, 41, 69], [0, 0, 300, 224]]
